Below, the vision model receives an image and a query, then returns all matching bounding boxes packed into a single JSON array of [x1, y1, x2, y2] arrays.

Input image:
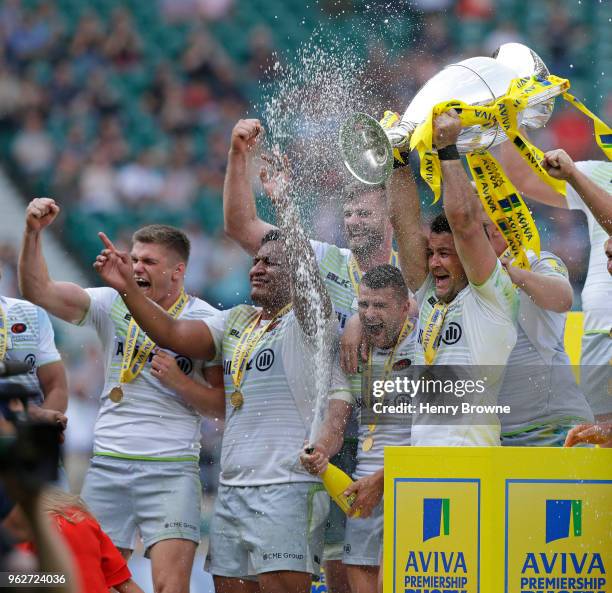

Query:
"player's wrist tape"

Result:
[[437, 144, 460, 160]]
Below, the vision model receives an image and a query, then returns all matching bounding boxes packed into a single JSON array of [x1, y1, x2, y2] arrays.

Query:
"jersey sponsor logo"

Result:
[[325, 271, 351, 289], [124, 313, 132, 321], [11, 323, 27, 334], [441, 322, 462, 345], [229, 328, 241, 338], [174, 356, 193, 375], [255, 348, 275, 371], [115, 340, 154, 364], [336, 311, 348, 329]]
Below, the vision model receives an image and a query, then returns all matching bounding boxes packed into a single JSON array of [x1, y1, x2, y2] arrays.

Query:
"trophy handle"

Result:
[[339, 112, 395, 185]]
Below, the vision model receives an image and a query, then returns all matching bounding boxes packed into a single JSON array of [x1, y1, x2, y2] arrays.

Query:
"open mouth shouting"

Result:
[[134, 277, 151, 289]]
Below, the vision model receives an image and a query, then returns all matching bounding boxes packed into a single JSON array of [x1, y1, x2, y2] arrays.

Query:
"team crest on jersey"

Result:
[[11, 323, 27, 334], [255, 348, 275, 371], [24, 353, 37, 371], [441, 322, 462, 345], [174, 356, 193, 375]]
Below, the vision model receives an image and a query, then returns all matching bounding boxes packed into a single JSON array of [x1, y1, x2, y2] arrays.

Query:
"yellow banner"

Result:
[[384, 446, 612, 593]]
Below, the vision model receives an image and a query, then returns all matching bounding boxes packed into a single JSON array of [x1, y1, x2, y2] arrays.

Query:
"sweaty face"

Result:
[[358, 285, 409, 349], [427, 232, 468, 303], [249, 241, 291, 310], [131, 242, 182, 305], [343, 191, 387, 256], [606, 238, 612, 277]]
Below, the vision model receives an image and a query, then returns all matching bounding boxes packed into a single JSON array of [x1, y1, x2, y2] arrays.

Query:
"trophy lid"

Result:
[[492, 43, 550, 79]]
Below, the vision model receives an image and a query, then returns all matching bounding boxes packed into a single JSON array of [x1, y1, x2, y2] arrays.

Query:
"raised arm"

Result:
[[260, 159, 333, 334], [223, 119, 275, 254], [93, 233, 215, 361], [300, 399, 352, 475], [387, 165, 429, 292], [19, 198, 90, 324], [499, 133, 567, 208], [542, 149, 612, 234], [502, 257, 573, 313], [434, 111, 498, 285]]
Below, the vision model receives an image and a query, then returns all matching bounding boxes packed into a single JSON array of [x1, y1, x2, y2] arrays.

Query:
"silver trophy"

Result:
[[340, 43, 566, 185]]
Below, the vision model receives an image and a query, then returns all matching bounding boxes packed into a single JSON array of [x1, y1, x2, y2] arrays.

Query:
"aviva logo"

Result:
[[546, 499, 582, 543], [423, 498, 450, 542]]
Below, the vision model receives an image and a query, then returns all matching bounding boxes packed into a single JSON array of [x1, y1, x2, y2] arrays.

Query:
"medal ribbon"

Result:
[[347, 249, 400, 297], [119, 289, 189, 385], [0, 303, 7, 362], [422, 301, 449, 365], [230, 304, 292, 393]]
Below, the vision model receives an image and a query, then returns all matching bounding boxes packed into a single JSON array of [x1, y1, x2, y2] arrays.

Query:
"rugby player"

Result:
[[1, 276, 67, 428], [388, 111, 519, 445], [565, 237, 612, 448], [501, 144, 612, 421], [20, 199, 223, 593], [222, 118, 400, 592], [302, 265, 415, 593], [481, 211, 594, 445], [92, 162, 336, 593]]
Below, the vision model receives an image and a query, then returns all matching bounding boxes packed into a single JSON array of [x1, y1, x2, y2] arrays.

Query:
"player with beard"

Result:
[[388, 112, 519, 446], [19, 199, 223, 593], [91, 161, 336, 593], [302, 265, 415, 593], [223, 118, 400, 592]]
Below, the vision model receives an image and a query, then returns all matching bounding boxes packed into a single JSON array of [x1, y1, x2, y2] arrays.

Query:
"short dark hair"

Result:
[[261, 229, 283, 245], [430, 213, 452, 234], [132, 224, 190, 262], [361, 264, 408, 299], [342, 180, 385, 205]]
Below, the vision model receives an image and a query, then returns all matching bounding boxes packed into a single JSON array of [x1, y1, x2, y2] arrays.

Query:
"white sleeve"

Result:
[[310, 239, 331, 264], [204, 308, 231, 358], [533, 251, 569, 280], [564, 161, 601, 213], [465, 260, 518, 367], [78, 287, 117, 330], [415, 274, 435, 308], [470, 260, 518, 323], [36, 308, 61, 367], [329, 356, 354, 405]]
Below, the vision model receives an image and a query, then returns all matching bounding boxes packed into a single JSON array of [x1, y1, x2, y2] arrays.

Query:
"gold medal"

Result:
[[109, 386, 123, 403], [362, 435, 374, 452], [230, 390, 244, 409]]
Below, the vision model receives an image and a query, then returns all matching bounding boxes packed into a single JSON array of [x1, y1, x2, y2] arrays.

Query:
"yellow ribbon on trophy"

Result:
[[0, 304, 7, 362], [466, 151, 539, 269], [112, 289, 189, 403], [562, 91, 612, 159], [229, 303, 292, 409], [421, 301, 449, 365]]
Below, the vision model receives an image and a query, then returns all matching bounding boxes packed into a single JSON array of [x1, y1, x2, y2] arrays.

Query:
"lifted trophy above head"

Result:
[[339, 43, 566, 185]]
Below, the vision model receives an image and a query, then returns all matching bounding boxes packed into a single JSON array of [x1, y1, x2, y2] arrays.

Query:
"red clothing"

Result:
[[23, 509, 131, 593]]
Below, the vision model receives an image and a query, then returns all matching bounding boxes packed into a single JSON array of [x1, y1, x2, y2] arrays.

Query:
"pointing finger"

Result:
[[98, 231, 117, 253]]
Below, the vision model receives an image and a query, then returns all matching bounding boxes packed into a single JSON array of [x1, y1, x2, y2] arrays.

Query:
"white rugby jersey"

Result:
[[498, 251, 594, 434], [77, 287, 218, 460], [206, 305, 336, 487], [565, 161, 612, 332], [1, 296, 61, 405], [413, 260, 519, 446], [329, 325, 416, 479]]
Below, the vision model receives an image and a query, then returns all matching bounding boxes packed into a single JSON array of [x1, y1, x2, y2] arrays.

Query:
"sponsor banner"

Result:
[[384, 447, 611, 593]]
